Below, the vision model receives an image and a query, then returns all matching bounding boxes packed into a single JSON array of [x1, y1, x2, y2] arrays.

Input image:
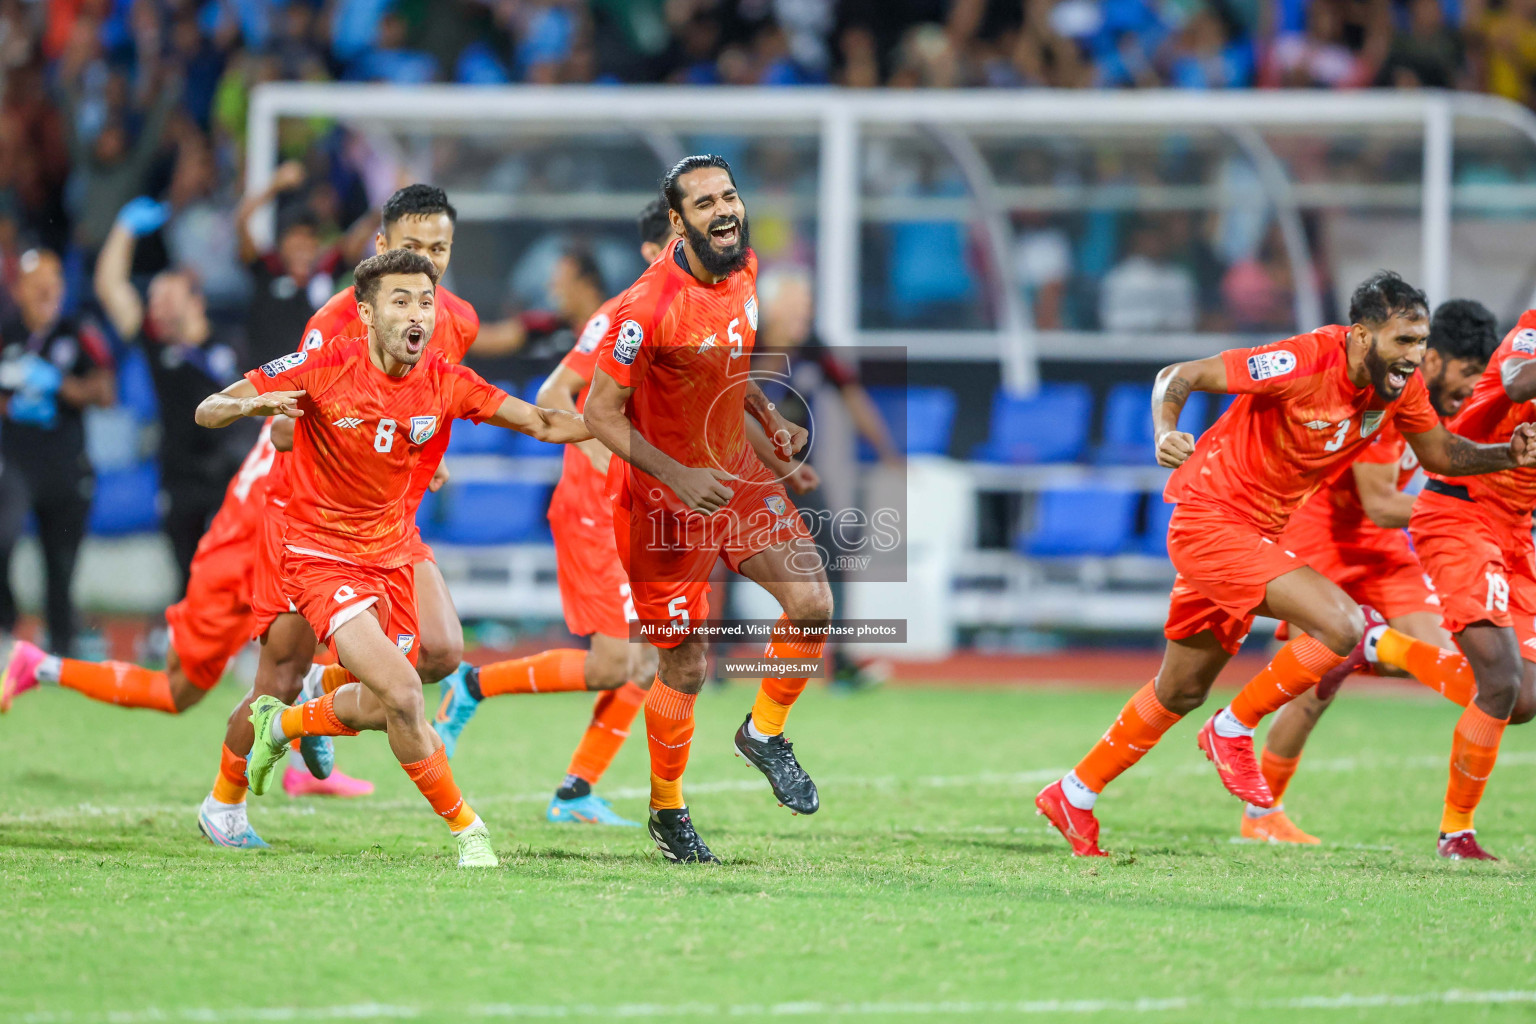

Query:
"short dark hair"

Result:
[[381, 184, 456, 232], [354, 248, 438, 307], [561, 246, 605, 291], [1348, 270, 1428, 326], [278, 208, 321, 237], [637, 197, 672, 248], [661, 154, 736, 215], [1429, 298, 1500, 363]]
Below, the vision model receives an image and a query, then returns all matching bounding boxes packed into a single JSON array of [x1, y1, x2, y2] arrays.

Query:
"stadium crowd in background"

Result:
[[0, 0, 1527, 651]]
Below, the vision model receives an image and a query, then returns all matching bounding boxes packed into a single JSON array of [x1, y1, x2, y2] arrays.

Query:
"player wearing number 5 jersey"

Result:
[[584, 156, 833, 864], [1035, 271, 1536, 858], [193, 249, 590, 867]]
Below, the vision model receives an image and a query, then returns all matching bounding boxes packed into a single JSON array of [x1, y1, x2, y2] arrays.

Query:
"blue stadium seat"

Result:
[[971, 383, 1093, 464], [1096, 384, 1209, 465], [446, 381, 517, 456], [89, 462, 161, 536], [1017, 487, 1139, 557], [415, 487, 441, 542], [861, 385, 957, 461], [507, 379, 563, 459], [116, 348, 159, 423], [439, 481, 551, 545], [1142, 496, 1177, 557]]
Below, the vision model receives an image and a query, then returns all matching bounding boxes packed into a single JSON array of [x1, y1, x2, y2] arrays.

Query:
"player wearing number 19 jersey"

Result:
[[584, 156, 833, 864], [1034, 272, 1536, 858]]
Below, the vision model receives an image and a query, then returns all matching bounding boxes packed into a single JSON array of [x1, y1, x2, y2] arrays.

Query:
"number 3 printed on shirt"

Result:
[[1323, 418, 1352, 452], [374, 418, 396, 453]]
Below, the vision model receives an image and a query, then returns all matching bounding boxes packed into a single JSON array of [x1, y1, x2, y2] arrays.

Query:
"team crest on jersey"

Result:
[[744, 294, 758, 331], [303, 328, 324, 351], [764, 494, 788, 517], [1514, 328, 1536, 356], [260, 351, 308, 378], [1361, 411, 1384, 437], [614, 319, 644, 365], [1246, 349, 1295, 381], [409, 416, 438, 444], [396, 633, 416, 654], [577, 313, 610, 354]]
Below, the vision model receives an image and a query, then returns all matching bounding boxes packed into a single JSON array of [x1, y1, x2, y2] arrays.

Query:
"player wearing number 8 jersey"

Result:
[[193, 249, 590, 866], [584, 156, 834, 863], [1034, 271, 1536, 858]]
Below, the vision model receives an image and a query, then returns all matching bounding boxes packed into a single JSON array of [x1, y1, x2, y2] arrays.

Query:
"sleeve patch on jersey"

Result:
[[302, 328, 324, 351], [260, 351, 309, 378], [744, 294, 758, 331], [577, 313, 610, 354], [1513, 328, 1536, 356], [614, 319, 644, 366], [1246, 349, 1296, 381]]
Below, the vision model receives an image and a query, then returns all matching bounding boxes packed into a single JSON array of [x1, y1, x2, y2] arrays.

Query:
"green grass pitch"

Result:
[[3, 678, 1536, 1024]]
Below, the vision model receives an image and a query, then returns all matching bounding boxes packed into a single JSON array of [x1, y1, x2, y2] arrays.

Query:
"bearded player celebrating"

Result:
[[1238, 298, 1499, 844], [1034, 271, 1536, 857], [194, 249, 588, 867], [583, 156, 833, 864]]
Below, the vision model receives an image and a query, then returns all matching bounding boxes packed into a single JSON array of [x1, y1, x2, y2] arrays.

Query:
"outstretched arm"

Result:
[[1151, 354, 1227, 468], [586, 369, 736, 514], [94, 221, 144, 339], [1404, 421, 1536, 476], [195, 379, 306, 429], [483, 394, 590, 443], [536, 363, 609, 472]]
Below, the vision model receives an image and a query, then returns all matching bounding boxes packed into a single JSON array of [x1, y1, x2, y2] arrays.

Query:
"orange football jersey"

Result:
[[198, 419, 278, 550], [595, 240, 769, 514], [1166, 325, 1439, 537], [549, 295, 621, 519], [1430, 309, 1536, 521], [1284, 419, 1420, 540], [246, 337, 507, 567]]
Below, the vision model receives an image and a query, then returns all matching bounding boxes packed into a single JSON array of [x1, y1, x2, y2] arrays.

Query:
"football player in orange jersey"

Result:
[[431, 202, 675, 827], [194, 249, 588, 866], [190, 185, 520, 847], [584, 156, 832, 863], [1238, 299, 1499, 844], [1034, 271, 1536, 857]]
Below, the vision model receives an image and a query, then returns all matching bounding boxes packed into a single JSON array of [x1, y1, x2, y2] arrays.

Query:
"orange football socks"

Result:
[[320, 664, 354, 694], [1260, 749, 1302, 804], [1229, 635, 1344, 729], [478, 649, 587, 696], [751, 615, 827, 736], [1072, 681, 1182, 793], [212, 744, 248, 805], [567, 682, 647, 785], [54, 659, 176, 714], [277, 692, 359, 740], [644, 678, 696, 810], [401, 745, 477, 832], [1442, 703, 1509, 834], [1374, 628, 1475, 707]]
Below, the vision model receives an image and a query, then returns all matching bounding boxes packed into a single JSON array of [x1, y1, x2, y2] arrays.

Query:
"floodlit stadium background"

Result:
[[10, 1, 1536, 666]]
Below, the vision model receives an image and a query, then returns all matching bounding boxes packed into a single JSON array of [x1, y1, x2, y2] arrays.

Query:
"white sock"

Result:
[[1362, 624, 1388, 664], [1212, 707, 1254, 738], [270, 712, 289, 745], [745, 718, 774, 742], [451, 813, 484, 835], [1245, 803, 1281, 818], [300, 663, 325, 701], [203, 792, 243, 812], [36, 655, 62, 685], [1061, 770, 1098, 810]]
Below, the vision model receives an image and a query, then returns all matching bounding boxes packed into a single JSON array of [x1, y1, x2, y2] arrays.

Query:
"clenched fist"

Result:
[[1155, 429, 1196, 468]]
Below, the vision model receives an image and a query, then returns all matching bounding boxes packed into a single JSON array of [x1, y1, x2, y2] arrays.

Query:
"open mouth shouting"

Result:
[[709, 217, 741, 250], [404, 323, 427, 354], [1385, 361, 1416, 393]]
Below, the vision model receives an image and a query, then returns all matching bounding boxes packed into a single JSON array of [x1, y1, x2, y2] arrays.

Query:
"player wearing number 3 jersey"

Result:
[[193, 249, 590, 867], [1034, 271, 1536, 858]]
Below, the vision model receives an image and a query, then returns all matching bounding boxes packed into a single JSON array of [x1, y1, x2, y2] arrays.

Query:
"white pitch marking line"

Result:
[[5, 752, 1536, 826], [13, 990, 1536, 1023]]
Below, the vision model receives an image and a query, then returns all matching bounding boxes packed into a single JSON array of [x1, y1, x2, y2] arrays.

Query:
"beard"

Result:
[[682, 213, 751, 278], [1363, 340, 1414, 400], [379, 319, 428, 366]]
